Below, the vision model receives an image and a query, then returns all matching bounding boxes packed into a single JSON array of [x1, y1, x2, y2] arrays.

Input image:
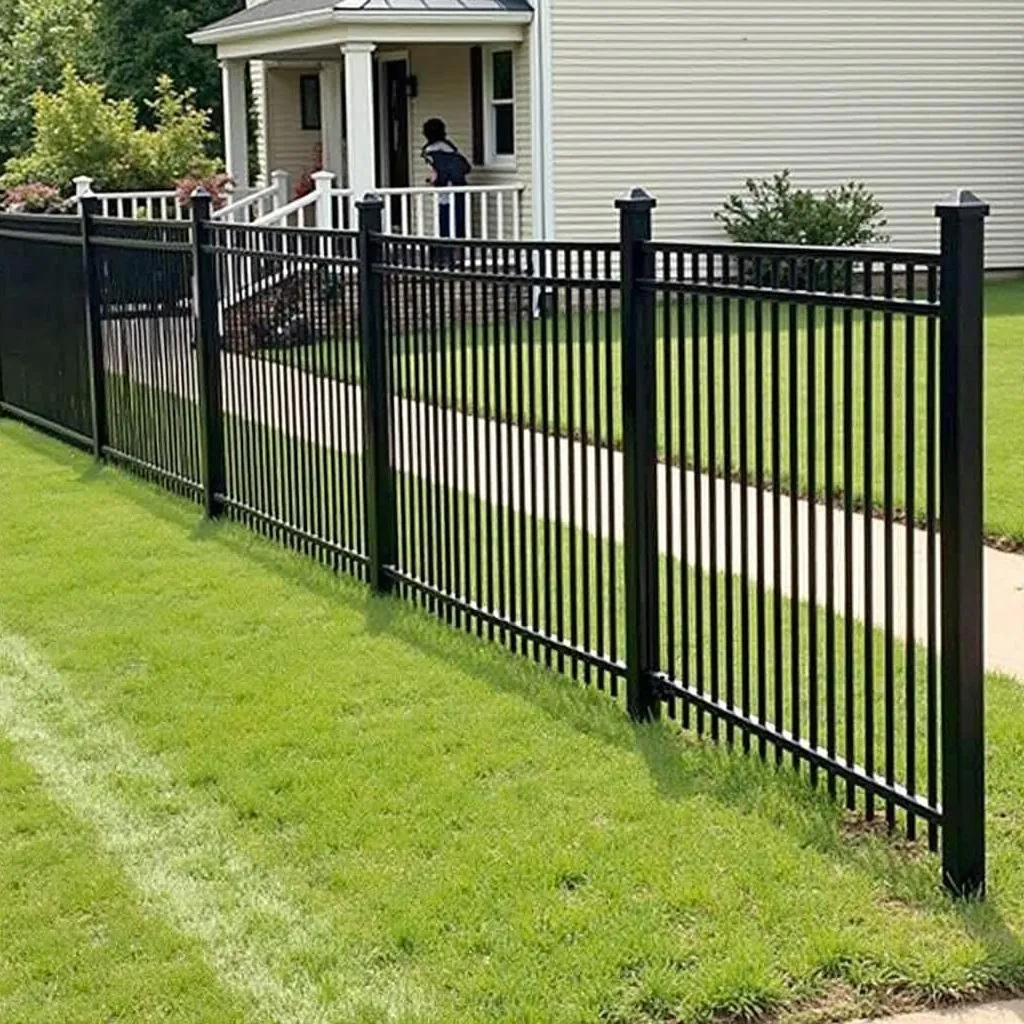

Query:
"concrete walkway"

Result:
[[103, 321, 1024, 680], [865, 1001, 1024, 1024]]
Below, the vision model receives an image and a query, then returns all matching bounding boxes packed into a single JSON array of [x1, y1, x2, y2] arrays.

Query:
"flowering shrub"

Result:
[[1, 182, 66, 212], [293, 144, 323, 199], [175, 172, 233, 211]]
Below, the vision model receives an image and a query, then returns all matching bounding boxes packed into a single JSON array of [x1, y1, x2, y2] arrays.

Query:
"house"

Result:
[[191, 1, 1024, 266]]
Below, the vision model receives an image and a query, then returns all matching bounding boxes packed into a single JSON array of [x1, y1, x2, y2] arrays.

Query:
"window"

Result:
[[300, 75, 321, 131], [487, 49, 515, 165]]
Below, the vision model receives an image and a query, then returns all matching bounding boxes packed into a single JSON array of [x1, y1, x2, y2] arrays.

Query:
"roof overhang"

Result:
[[191, 2, 533, 56]]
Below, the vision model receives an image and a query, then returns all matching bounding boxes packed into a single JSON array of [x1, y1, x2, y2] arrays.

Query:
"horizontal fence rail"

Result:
[[0, 188, 988, 897]]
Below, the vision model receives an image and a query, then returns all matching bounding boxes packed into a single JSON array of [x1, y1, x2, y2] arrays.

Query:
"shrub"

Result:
[[175, 172, 233, 211], [1, 66, 221, 192], [2, 68, 136, 190], [1, 182, 67, 212], [716, 171, 889, 248], [294, 144, 323, 200], [135, 76, 220, 188]]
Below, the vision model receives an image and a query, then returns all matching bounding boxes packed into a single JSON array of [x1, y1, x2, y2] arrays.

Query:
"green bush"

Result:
[[715, 170, 889, 248], [135, 76, 221, 188], [1, 67, 220, 192]]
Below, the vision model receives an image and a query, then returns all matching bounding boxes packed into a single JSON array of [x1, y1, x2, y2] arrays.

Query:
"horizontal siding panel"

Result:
[[267, 67, 326, 190], [549, 0, 1024, 266]]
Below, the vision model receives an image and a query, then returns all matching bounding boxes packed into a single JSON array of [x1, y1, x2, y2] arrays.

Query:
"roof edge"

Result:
[[191, 5, 533, 47]]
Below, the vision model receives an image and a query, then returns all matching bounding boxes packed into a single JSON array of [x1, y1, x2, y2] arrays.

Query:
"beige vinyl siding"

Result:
[[548, 1, 1024, 267], [404, 43, 532, 237], [266, 67, 326, 191]]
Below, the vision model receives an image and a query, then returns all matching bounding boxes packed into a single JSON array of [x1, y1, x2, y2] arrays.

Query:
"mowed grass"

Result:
[[94, 373, 967, 798], [285, 277, 1024, 542], [4, 421, 1024, 1024]]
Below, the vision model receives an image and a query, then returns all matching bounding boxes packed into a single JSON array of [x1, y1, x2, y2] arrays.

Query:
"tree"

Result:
[[0, 0, 99, 164], [94, 0, 244, 147]]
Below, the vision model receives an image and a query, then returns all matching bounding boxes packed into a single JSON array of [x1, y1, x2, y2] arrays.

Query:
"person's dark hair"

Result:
[[422, 118, 447, 145]]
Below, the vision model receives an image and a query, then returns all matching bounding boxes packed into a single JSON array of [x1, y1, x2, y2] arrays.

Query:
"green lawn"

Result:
[[283, 278, 1024, 543], [3, 420, 1024, 1023]]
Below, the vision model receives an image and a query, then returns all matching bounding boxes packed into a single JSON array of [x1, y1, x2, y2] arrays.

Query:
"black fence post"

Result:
[[936, 189, 989, 898], [191, 187, 226, 519], [357, 195, 397, 594], [618, 188, 660, 722], [80, 194, 107, 459]]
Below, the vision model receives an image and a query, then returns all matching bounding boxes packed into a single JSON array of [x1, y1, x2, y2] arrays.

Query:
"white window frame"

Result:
[[484, 45, 516, 169]]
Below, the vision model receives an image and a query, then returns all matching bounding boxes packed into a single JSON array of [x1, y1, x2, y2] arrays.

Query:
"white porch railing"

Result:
[[71, 174, 289, 224], [331, 181, 524, 241], [69, 170, 526, 241], [73, 177, 186, 221], [214, 171, 290, 223]]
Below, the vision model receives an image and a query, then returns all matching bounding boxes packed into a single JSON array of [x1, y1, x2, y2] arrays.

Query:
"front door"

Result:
[[382, 59, 411, 228]]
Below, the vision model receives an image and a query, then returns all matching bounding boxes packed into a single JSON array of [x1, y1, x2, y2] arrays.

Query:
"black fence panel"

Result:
[[0, 215, 92, 443], [209, 222, 366, 576], [642, 240, 945, 846], [376, 234, 626, 690], [92, 217, 202, 498], [0, 192, 987, 896]]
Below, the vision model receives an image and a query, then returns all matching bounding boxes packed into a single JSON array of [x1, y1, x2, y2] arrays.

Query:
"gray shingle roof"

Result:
[[195, 0, 532, 37]]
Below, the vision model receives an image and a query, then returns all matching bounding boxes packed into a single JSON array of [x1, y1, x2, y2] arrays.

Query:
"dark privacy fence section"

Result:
[[0, 188, 988, 896], [0, 214, 92, 442]]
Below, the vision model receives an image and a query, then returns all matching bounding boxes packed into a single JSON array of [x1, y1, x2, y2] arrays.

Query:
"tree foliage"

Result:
[[0, 0, 99, 163], [2, 67, 221, 191], [94, 0, 244, 138]]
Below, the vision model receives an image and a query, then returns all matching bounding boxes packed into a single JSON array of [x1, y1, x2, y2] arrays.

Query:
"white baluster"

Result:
[[512, 189, 522, 241], [480, 191, 489, 242], [496, 191, 505, 242]]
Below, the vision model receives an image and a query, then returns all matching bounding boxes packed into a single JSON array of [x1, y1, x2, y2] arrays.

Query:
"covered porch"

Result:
[[191, 0, 547, 241]]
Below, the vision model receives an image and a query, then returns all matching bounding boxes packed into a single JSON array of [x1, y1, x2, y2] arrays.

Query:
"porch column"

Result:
[[220, 58, 250, 192], [319, 62, 344, 183], [342, 42, 377, 200]]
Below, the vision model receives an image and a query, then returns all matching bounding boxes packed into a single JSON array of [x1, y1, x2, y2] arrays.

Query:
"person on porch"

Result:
[[421, 118, 470, 240]]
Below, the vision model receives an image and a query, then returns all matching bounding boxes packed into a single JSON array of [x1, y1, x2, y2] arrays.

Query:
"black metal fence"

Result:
[[0, 188, 988, 896]]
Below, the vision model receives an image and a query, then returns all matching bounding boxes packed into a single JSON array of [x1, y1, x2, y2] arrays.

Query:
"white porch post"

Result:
[[319, 62, 345, 183], [342, 42, 377, 201], [220, 58, 250, 192]]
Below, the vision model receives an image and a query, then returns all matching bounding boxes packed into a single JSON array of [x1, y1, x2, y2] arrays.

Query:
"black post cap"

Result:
[[935, 189, 990, 218], [615, 186, 657, 212], [355, 192, 385, 210]]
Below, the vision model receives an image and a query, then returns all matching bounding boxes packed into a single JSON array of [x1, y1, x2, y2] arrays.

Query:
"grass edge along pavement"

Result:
[[3, 420, 1024, 1024]]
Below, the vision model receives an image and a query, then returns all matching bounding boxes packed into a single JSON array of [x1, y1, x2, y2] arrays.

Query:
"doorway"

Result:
[[379, 57, 411, 229]]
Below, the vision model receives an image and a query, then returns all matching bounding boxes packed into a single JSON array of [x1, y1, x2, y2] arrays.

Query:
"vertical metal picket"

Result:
[[358, 195, 398, 593], [618, 188, 660, 722], [191, 188, 226, 519], [936, 190, 989, 898], [80, 194, 107, 459]]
